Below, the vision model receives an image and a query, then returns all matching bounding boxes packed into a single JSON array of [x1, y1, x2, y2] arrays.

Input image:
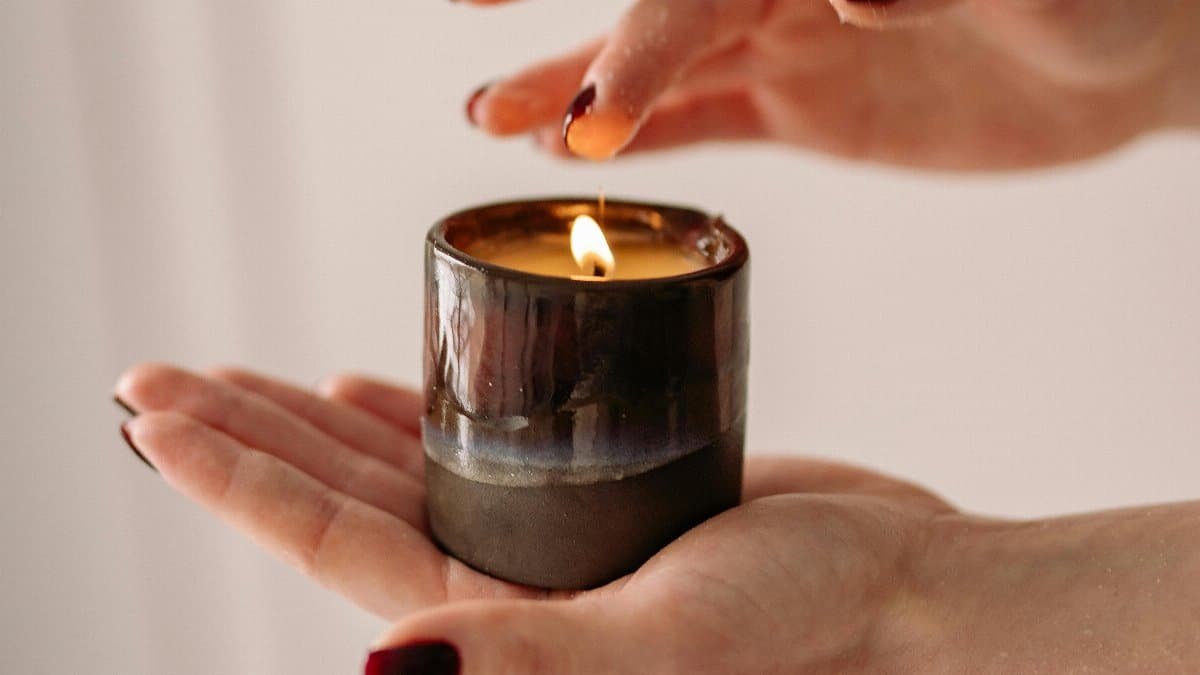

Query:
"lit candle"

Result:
[[423, 198, 750, 589], [472, 214, 707, 280]]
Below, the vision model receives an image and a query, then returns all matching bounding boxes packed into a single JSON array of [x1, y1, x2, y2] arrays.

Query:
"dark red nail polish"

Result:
[[114, 395, 136, 417], [366, 641, 460, 675], [465, 81, 493, 127], [121, 421, 156, 472], [561, 83, 597, 146]]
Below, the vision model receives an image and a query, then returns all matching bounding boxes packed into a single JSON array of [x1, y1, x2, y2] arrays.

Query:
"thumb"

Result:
[[827, 0, 966, 29], [364, 599, 655, 675]]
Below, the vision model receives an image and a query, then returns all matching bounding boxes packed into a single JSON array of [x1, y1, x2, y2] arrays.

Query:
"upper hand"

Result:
[[463, 0, 1200, 169]]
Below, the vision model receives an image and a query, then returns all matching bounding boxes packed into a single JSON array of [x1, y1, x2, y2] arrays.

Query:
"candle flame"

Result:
[[570, 215, 615, 278]]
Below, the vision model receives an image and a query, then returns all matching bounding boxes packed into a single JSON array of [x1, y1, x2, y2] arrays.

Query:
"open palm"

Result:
[[468, 0, 1199, 168], [116, 364, 953, 671]]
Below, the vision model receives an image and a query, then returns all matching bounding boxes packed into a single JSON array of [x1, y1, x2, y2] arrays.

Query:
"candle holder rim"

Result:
[[428, 196, 749, 288]]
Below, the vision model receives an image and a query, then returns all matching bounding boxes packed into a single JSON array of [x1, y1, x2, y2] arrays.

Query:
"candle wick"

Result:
[[582, 255, 608, 278]]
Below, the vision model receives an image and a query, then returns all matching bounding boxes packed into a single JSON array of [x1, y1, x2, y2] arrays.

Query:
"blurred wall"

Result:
[[2, 1, 1198, 673]]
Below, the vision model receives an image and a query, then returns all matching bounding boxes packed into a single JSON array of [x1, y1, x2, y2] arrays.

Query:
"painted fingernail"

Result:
[[121, 421, 157, 472], [365, 641, 460, 675], [561, 83, 597, 152], [465, 81, 493, 127], [113, 394, 136, 417]]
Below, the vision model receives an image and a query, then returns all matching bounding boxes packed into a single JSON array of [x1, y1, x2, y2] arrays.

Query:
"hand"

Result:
[[113, 363, 949, 615], [463, 0, 1200, 168], [114, 364, 1200, 673], [112, 363, 953, 665]]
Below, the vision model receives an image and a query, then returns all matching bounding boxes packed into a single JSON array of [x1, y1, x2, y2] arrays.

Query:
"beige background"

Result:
[[2, 1, 1198, 673]]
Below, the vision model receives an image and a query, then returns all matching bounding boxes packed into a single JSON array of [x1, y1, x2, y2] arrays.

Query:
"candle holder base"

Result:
[[425, 431, 743, 590]]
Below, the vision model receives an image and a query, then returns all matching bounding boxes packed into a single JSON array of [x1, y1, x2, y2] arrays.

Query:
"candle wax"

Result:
[[470, 233, 707, 280]]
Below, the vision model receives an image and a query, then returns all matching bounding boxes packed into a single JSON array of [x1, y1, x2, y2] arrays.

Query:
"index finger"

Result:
[[563, 0, 768, 160]]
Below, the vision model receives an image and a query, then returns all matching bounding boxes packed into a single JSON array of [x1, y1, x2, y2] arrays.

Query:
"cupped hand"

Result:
[[463, 0, 1200, 168], [115, 364, 1200, 672], [114, 364, 956, 671]]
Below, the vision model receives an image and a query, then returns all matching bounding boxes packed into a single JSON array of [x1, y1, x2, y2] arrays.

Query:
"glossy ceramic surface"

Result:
[[422, 197, 749, 588]]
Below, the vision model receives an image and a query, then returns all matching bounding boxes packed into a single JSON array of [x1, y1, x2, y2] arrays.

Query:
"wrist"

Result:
[[868, 514, 1010, 674], [898, 507, 1200, 673]]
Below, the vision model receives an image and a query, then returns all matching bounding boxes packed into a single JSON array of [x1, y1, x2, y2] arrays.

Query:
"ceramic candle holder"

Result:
[[422, 197, 750, 589]]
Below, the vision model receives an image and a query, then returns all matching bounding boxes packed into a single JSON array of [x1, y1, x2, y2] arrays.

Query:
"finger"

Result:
[[615, 88, 766, 155], [115, 363, 425, 525], [368, 599, 659, 675], [474, 37, 750, 139], [318, 374, 425, 437], [563, 0, 769, 160], [125, 412, 531, 618], [827, 0, 966, 29], [531, 124, 578, 159], [534, 88, 764, 157], [743, 455, 954, 512], [469, 39, 604, 136], [208, 367, 424, 478]]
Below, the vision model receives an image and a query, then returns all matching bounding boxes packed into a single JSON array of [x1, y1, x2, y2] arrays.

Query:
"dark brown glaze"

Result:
[[120, 421, 156, 472], [113, 394, 137, 417], [561, 84, 597, 148], [423, 197, 750, 589], [365, 641, 460, 675], [464, 81, 492, 127]]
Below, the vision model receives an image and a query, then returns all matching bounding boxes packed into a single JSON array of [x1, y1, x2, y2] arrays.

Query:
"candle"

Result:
[[469, 215, 708, 280], [422, 198, 750, 589]]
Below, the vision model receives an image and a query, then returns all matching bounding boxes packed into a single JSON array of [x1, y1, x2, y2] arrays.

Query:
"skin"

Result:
[[114, 0, 1200, 671], [466, 0, 1200, 167], [115, 365, 1200, 673]]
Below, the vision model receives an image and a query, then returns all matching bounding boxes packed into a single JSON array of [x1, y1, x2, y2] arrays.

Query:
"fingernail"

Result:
[[465, 81, 493, 127], [561, 83, 597, 153], [365, 641, 460, 675], [113, 394, 136, 417], [121, 421, 157, 472]]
